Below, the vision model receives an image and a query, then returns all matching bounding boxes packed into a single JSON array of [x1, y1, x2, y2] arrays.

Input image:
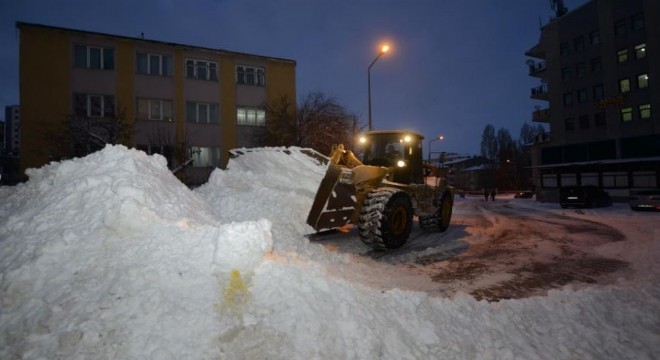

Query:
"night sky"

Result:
[[0, 0, 589, 155]]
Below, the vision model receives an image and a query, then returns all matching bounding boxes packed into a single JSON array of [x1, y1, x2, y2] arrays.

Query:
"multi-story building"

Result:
[[4, 105, 20, 156], [526, 0, 660, 202], [17, 22, 296, 185]]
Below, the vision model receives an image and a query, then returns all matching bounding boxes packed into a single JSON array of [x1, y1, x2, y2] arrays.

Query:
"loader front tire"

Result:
[[358, 188, 413, 250]]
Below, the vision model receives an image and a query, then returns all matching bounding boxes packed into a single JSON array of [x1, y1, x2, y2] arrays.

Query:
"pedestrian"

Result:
[[490, 189, 496, 201], [484, 188, 489, 201]]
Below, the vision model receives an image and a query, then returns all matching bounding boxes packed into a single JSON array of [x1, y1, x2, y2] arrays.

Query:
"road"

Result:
[[312, 197, 630, 301]]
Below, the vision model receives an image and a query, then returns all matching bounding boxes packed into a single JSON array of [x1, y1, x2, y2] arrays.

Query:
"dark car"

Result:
[[629, 189, 660, 211], [559, 185, 612, 209], [514, 191, 534, 199]]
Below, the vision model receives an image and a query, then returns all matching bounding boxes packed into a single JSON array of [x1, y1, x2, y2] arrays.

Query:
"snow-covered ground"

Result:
[[1, 145, 658, 359]]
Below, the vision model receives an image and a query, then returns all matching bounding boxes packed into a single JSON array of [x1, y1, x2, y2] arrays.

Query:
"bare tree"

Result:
[[265, 91, 364, 155]]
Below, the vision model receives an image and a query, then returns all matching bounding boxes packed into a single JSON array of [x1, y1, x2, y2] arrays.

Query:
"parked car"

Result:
[[559, 185, 612, 208], [629, 189, 660, 211], [514, 191, 534, 199]]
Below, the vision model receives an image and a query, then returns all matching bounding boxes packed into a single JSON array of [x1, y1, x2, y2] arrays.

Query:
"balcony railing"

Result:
[[528, 61, 547, 77], [532, 107, 550, 123], [530, 83, 549, 100]]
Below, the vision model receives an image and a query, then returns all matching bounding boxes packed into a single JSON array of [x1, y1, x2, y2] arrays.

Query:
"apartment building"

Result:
[[525, 0, 660, 202], [4, 105, 20, 156], [17, 22, 296, 185]]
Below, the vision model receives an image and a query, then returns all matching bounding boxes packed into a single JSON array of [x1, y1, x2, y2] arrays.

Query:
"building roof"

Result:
[[16, 21, 296, 65], [531, 156, 660, 169]]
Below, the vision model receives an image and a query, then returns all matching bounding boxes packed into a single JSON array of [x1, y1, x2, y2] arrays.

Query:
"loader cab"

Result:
[[358, 130, 425, 185]]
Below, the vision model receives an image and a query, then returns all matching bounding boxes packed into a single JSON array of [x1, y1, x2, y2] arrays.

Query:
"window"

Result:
[[617, 49, 628, 63], [561, 174, 578, 187], [619, 78, 630, 93], [236, 65, 265, 86], [579, 115, 590, 129], [575, 63, 586, 78], [137, 99, 173, 120], [560, 42, 569, 56], [565, 117, 575, 131], [185, 59, 218, 80], [591, 57, 602, 72], [593, 84, 604, 100], [186, 102, 219, 123], [620, 107, 633, 122], [634, 44, 646, 59], [561, 67, 571, 81], [632, 171, 656, 188], [594, 112, 606, 127], [74, 45, 114, 69], [189, 146, 220, 167], [631, 13, 644, 30], [614, 20, 626, 35], [637, 74, 649, 89], [639, 104, 651, 119], [136, 145, 175, 167], [581, 173, 599, 186], [236, 107, 266, 126], [563, 92, 573, 106], [74, 93, 115, 117], [137, 53, 173, 76], [589, 30, 600, 45], [577, 88, 588, 103], [574, 36, 585, 51], [602, 172, 628, 188]]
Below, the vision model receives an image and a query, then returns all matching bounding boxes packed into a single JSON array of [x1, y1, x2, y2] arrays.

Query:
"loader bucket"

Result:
[[306, 162, 357, 231]]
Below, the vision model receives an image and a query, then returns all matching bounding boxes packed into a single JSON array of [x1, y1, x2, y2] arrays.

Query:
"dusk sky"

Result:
[[0, 0, 589, 156]]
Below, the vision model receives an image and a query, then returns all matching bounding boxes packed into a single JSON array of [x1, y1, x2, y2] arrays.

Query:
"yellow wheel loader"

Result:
[[306, 130, 454, 250]]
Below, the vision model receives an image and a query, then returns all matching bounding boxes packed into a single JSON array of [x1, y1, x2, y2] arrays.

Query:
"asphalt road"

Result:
[[312, 197, 630, 301]]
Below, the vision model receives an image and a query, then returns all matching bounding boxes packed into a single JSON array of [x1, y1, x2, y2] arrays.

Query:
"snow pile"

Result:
[[1, 145, 659, 359], [0, 145, 272, 359]]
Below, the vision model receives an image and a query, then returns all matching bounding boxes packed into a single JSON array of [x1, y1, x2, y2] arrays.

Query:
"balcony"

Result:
[[532, 107, 550, 123], [530, 83, 549, 100], [525, 43, 546, 59], [528, 61, 547, 77]]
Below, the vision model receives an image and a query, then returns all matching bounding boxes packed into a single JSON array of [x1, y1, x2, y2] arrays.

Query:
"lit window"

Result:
[[639, 104, 651, 119], [189, 146, 220, 167], [637, 74, 649, 89], [236, 107, 266, 126], [617, 49, 628, 63], [620, 107, 633, 122], [619, 78, 630, 93], [634, 44, 646, 59]]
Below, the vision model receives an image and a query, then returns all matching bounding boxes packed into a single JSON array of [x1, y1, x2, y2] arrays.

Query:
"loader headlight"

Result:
[[396, 160, 406, 168]]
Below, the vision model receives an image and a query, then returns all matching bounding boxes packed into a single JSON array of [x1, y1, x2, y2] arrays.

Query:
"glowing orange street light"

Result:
[[368, 43, 392, 131]]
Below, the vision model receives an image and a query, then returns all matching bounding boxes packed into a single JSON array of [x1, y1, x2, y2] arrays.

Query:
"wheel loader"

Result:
[[306, 130, 454, 250]]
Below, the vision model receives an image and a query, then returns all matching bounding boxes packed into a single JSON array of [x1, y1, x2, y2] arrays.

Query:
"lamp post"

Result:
[[368, 44, 390, 131], [427, 135, 444, 163]]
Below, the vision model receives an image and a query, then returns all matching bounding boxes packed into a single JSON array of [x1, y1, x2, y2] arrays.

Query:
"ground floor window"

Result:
[[580, 172, 599, 186], [189, 146, 220, 167], [560, 173, 577, 186], [632, 171, 656, 188], [542, 174, 558, 188], [602, 172, 628, 188]]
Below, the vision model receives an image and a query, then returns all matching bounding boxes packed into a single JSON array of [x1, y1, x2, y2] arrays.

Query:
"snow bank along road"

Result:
[[313, 196, 648, 301]]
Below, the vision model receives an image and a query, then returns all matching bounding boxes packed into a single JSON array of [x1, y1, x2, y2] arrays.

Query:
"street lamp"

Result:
[[368, 43, 390, 131], [427, 135, 444, 163]]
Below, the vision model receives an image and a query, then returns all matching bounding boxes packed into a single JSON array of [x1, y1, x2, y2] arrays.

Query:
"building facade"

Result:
[[526, 0, 660, 202], [4, 105, 20, 156], [17, 22, 296, 185]]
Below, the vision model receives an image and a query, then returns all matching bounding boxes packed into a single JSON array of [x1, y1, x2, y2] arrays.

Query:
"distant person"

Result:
[[490, 189, 496, 201], [484, 189, 489, 202]]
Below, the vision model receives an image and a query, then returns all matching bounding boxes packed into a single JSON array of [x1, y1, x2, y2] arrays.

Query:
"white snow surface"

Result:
[[0, 145, 658, 359]]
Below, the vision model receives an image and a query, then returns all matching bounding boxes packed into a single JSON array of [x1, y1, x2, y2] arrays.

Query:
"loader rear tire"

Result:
[[419, 194, 453, 232], [358, 188, 413, 250]]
